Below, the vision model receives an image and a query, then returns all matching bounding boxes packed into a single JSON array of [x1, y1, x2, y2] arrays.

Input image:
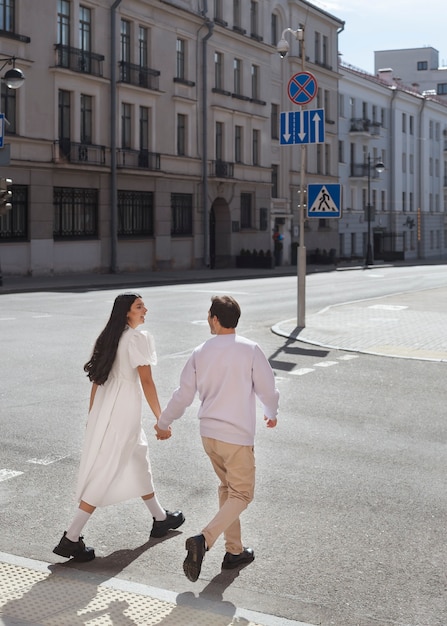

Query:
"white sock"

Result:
[[144, 495, 167, 521], [66, 509, 92, 542]]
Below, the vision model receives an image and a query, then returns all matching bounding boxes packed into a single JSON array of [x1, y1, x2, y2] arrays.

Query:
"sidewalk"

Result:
[[0, 552, 310, 626]]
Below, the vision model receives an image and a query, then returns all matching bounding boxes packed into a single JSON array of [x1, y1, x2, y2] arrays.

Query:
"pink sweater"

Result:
[[158, 334, 279, 445]]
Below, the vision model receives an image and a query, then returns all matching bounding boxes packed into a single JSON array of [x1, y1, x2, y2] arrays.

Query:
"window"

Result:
[[338, 140, 344, 163], [417, 61, 428, 71], [80, 94, 92, 144], [437, 83, 447, 95], [176, 38, 185, 80], [271, 164, 278, 198], [121, 19, 131, 63], [322, 35, 328, 66], [53, 187, 98, 238], [233, 0, 241, 29], [314, 31, 320, 64], [252, 129, 259, 166], [402, 112, 406, 133], [240, 193, 252, 228], [409, 115, 414, 134], [121, 103, 132, 149], [57, 0, 70, 46], [215, 122, 223, 161], [177, 113, 186, 155], [271, 103, 279, 139], [1, 82, 16, 134], [233, 58, 241, 94], [79, 5, 91, 52], [260, 207, 268, 231], [0, 184, 27, 240], [214, 0, 223, 21], [250, 1, 258, 37], [251, 64, 259, 100], [58, 89, 71, 157], [171, 193, 192, 236], [214, 51, 223, 90], [139, 106, 149, 151], [118, 191, 154, 237], [0, 0, 14, 32], [271, 12, 278, 46], [235, 125, 242, 162], [139, 26, 148, 67]]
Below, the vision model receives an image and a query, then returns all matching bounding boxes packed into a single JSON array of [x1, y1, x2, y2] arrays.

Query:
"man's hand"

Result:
[[154, 423, 172, 440], [264, 416, 277, 428]]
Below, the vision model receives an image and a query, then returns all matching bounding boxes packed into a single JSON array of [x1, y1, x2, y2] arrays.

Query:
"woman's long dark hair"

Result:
[[84, 293, 141, 385]]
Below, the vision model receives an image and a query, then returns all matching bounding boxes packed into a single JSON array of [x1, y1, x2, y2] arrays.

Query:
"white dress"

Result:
[[76, 327, 157, 507]]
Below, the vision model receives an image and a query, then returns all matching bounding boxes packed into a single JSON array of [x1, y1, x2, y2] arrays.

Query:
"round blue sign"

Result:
[[287, 71, 318, 105]]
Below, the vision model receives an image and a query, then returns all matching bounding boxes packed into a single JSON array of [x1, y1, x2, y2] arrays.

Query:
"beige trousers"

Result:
[[201, 436, 255, 555]]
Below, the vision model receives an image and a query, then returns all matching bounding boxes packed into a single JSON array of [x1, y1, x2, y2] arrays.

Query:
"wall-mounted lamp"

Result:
[[0, 57, 25, 89]]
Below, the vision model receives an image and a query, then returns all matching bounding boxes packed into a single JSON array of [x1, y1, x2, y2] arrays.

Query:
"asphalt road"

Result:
[[0, 267, 446, 626]]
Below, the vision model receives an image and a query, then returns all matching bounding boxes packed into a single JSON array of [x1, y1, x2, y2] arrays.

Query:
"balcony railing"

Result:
[[54, 140, 106, 165], [209, 160, 234, 178], [349, 118, 381, 135], [55, 44, 104, 77], [118, 62, 160, 90], [117, 149, 161, 170]]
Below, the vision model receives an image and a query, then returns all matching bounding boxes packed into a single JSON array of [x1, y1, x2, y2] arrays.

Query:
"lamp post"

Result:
[[365, 154, 385, 267], [0, 57, 25, 286], [277, 27, 307, 328]]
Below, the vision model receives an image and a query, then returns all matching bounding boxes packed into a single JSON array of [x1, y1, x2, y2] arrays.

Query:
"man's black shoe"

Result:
[[222, 547, 255, 570], [150, 509, 185, 538], [53, 532, 95, 562], [183, 534, 206, 582]]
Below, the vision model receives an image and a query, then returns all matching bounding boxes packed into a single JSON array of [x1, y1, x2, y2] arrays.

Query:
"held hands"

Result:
[[264, 415, 278, 429], [154, 422, 172, 440]]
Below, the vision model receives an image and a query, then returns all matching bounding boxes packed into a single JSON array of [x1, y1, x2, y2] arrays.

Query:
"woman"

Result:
[[53, 293, 184, 561]]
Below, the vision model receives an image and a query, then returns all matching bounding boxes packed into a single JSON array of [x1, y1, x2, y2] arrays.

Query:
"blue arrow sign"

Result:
[[307, 184, 341, 218], [280, 109, 325, 145]]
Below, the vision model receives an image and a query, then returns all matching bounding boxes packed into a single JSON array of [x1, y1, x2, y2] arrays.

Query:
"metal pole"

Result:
[[297, 31, 306, 328], [201, 19, 213, 268], [365, 153, 373, 266]]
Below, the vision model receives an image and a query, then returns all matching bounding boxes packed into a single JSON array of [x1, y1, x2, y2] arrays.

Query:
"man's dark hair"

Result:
[[209, 295, 241, 328]]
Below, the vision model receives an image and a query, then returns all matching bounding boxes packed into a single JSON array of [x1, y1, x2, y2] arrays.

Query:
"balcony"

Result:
[[209, 160, 234, 178], [118, 62, 160, 90], [117, 149, 161, 170], [55, 44, 104, 77], [54, 140, 106, 165], [349, 118, 381, 136]]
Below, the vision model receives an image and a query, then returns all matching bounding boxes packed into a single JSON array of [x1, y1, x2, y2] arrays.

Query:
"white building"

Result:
[[0, 0, 343, 276], [339, 61, 447, 261], [374, 47, 447, 101]]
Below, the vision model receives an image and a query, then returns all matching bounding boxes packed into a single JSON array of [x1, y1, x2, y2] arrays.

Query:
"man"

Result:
[[155, 295, 279, 582]]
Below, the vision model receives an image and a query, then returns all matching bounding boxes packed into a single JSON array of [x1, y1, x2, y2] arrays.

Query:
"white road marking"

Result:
[[27, 455, 68, 465], [368, 304, 408, 311], [337, 354, 359, 361], [313, 361, 339, 368], [0, 469, 24, 482], [290, 368, 315, 376]]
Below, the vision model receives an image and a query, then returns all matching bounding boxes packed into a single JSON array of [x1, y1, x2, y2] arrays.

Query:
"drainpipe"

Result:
[[201, 17, 214, 267], [110, 0, 122, 273], [417, 95, 426, 260], [389, 86, 397, 253]]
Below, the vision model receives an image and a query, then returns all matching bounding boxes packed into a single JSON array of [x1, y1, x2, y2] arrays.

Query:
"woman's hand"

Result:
[[154, 423, 172, 440]]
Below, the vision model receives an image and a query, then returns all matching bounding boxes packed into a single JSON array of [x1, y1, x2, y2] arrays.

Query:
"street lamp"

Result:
[[365, 154, 385, 267], [0, 56, 25, 287], [277, 27, 308, 328]]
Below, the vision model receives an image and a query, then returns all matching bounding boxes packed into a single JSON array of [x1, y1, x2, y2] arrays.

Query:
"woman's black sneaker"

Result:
[[53, 532, 95, 561]]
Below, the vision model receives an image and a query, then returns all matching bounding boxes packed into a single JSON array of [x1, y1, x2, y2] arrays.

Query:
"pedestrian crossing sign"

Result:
[[307, 184, 341, 218]]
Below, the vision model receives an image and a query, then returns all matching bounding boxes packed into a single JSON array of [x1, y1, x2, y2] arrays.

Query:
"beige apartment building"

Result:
[[0, 0, 343, 276]]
